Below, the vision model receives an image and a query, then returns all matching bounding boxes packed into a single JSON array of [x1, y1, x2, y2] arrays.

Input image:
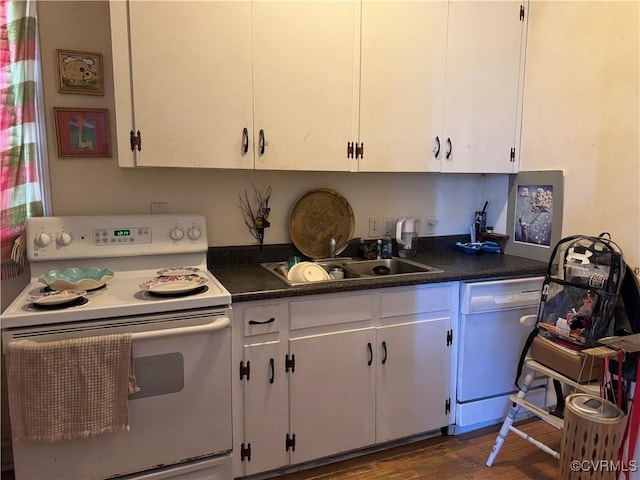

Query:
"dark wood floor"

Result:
[[0, 419, 559, 480], [273, 418, 559, 480]]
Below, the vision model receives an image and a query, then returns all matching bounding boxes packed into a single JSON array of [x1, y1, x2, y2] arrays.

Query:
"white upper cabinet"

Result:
[[111, 1, 526, 173], [440, 1, 527, 173], [357, 1, 526, 173], [252, 1, 359, 171], [110, 1, 254, 168], [358, 1, 447, 173], [111, 0, 357, 171]]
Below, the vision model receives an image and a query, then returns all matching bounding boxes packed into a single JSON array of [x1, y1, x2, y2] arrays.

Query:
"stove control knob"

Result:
[[170, 226, 184, 241], [35, 232, 52, 248], [57, 231, 72, 246], [187, 226, 202, 241]]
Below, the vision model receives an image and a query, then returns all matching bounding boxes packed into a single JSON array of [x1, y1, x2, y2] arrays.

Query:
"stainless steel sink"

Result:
[[261, 257, 443, 286], [341, 258, 442, 276]]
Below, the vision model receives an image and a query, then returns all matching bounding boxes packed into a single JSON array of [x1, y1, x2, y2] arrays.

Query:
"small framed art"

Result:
[[54, 108, 111, 157], [56, 49, 104, 95], [504, 170, 564, 262]]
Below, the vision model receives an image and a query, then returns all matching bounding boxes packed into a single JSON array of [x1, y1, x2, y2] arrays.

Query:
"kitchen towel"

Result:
[[7, 333, 139, 443]]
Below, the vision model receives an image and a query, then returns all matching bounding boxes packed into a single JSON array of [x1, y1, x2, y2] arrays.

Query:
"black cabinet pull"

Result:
[[269, 358, 275, 384], [434, 136, 441, 158], [248, 317, 275, 325], [242, 127, 249, 155], [446, 137, 452, 159], [381, 341, 388, 365], [367, 342, 373, 366], [259, 129, 266, 155]]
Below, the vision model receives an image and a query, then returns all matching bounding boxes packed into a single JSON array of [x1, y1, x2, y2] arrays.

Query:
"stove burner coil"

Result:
[[145, 285, 209, 298], [29, 296, 89, 310], [42, 283, 107, 294]]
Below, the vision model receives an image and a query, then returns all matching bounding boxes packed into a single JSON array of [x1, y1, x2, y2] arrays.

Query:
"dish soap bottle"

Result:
[[382, 236, 392, 259]]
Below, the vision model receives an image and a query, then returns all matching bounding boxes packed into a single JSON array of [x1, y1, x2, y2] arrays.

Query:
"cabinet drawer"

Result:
[[289, 293, 372, 331], [243, 304, 281, 336], [380, 284, 453, 318]]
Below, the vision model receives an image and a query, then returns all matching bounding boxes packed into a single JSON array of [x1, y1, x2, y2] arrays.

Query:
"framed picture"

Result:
[[56, 49, 104, 95], [54, 108, 111, 157], [504, 170, 564, 262]]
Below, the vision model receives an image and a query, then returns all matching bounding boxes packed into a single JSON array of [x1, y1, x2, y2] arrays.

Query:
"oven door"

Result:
[[3, 308, 232, 480]]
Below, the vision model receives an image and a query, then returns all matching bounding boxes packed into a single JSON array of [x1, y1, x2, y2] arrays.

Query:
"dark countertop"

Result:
[[209, 245, 548, 303]]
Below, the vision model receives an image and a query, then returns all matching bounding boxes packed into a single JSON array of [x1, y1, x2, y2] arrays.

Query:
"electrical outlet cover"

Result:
[[424, 216, 437, 235], [382, 218, 395, 236]]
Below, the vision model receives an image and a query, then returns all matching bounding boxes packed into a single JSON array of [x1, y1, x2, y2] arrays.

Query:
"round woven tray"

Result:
[[289, 188, 355, 259]]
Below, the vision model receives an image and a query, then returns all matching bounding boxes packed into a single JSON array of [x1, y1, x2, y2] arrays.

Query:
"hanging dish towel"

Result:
[[7, 333, 138, 443]]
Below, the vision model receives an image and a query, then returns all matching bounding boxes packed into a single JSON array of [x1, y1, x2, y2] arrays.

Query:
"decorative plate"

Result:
[[29, 289, 87, 306], [157, 267, 201, 276], [38, 267, 114, 291], [139, 274, 208, 294], [289, 188, 355, 259]]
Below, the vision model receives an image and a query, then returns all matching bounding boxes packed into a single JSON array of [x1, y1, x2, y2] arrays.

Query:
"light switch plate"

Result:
[[368, 217, 381, 237]]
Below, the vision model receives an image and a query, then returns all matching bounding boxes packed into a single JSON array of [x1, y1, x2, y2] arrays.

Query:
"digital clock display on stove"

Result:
[[114, 229, 131, 237]]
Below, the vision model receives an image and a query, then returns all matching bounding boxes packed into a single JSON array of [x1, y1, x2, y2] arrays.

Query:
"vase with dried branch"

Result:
[[237, 183, 272, 250]]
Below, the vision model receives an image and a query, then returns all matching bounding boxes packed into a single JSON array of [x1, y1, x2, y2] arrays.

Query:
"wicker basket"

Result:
[[558, 394, 626, 480]]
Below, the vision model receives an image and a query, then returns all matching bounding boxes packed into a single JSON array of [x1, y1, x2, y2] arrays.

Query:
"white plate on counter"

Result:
[[288, 262, 330, 283], [139, 274, 208, 294], [29, 289, 87, 306]]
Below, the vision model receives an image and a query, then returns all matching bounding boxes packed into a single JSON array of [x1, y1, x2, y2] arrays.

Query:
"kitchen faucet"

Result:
[[328, 235, 336, 258]]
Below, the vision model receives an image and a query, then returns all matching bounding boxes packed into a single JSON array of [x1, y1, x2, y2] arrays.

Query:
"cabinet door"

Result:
[[440, 2, 526, 173], [111, 1, 254, 168], [376, 317, 451, 443], [252, 1, 359, 171], [242, 341, 288, 476], [289, 328, 375, 464], [358, 1, 447, 172]]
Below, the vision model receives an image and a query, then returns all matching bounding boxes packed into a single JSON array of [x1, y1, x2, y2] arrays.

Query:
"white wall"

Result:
[[32, 0, 640, 270], [521, 1, 640, 268]]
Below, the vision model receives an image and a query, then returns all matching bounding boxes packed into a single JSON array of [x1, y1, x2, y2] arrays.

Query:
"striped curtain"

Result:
[[1, 0, 43, 279]]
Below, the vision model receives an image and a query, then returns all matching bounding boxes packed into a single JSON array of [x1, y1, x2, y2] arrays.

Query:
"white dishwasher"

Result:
[[453, 276, 548, 434]]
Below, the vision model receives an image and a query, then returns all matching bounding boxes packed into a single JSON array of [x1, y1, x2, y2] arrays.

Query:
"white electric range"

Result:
[[1, 214, 233, 480]]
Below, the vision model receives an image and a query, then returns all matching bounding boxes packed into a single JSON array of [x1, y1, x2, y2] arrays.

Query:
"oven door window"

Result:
[[130, 352, 184, 399]]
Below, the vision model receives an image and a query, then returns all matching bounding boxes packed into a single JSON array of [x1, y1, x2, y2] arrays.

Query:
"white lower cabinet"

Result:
[[375, 284, 456, 443], [241, 340, 288, 475], [232, 283, 458, 478], [233, 303, 288, 477], [289, 327, 376, 464], [376, 318, 451, 443]]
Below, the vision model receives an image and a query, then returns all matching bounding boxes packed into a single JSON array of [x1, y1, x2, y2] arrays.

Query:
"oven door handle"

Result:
[[132, 317, 230, 341]]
